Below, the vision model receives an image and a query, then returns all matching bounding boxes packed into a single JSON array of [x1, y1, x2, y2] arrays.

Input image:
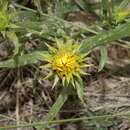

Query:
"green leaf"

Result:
[[101, 0, 115, 21], [74, 0, 100, 20], [62, 3, 80, 14], [16, 22, 43, 31], [75, 78, 84, 101], [0, 51, 44, 68], [38, 85, 71, 129], [34, 0, 42, 13], [74, 0, 86, 11], [101, 0, 110, 16], [0, 0, 8, 13], [98, 46, 108, 72], [117, 0, 130, 11], [17, 11, 39, 21], [7, 32, 20, 56], [81, 22, 130, 53], [54, 0, 65, 18], [111, 0, 115, 13]]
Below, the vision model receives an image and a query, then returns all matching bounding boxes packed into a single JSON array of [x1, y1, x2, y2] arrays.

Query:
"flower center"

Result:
[[52, 52, 79, 76]]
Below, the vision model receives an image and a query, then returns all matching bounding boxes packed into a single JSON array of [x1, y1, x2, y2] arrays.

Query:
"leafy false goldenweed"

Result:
[[40, 39, 92, 99]]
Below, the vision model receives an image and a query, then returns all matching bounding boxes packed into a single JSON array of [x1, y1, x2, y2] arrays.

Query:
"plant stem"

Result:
[[0, 112, 130, 130], [38, 85, 71, 129]]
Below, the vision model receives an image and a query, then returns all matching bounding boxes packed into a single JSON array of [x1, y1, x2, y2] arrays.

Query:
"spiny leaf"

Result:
[[81, 23, 130, 53]]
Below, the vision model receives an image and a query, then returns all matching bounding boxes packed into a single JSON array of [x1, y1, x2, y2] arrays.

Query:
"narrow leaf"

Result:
[[81, 23, 130, 53], [101, 0, 110, 16], [34, 0, 42, 13], [0, 51, 44, 68], [1, 0, 8, 13], [7, 32, 20, 56], [38, 85, 71, 129], [118, 0, 130, 11], [75, 78, 84, 101], [98, 46, 108, 71]]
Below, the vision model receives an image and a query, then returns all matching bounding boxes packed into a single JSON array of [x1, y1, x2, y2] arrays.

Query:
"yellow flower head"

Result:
[[40, 39, 91, 88], [52, 51, 80, 76]]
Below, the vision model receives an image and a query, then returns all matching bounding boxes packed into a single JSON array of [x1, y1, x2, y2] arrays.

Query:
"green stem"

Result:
[[38, 85, 71, 129], [14, 3, 97, 34], [71, 21, 109, 38], [0, 112, 130, 130], [0, 114, 25, 123]]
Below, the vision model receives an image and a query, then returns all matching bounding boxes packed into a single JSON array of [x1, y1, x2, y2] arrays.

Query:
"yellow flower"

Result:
[[40, 39, 91, 88]]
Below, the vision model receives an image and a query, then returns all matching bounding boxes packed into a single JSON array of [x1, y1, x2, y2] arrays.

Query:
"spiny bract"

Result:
[[40, 39, 91, 88]]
